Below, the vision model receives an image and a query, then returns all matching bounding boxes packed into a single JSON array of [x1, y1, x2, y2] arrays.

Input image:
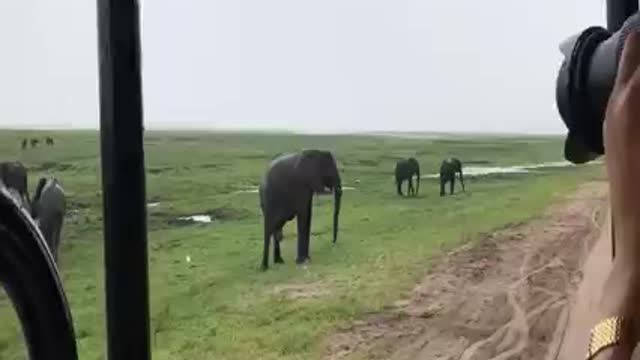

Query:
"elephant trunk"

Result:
[[333, 185, 342, 243]]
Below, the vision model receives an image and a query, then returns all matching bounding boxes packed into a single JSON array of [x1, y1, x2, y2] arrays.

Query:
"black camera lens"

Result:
[[556, 12, 640, 164]]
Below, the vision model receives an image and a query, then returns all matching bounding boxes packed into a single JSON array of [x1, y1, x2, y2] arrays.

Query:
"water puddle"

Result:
[[175, 214, 212, 224], [167, 207, 251, 227], [234, 188, 259, 194], [421, 160, 602, 179], [147, 202, 161, 208]]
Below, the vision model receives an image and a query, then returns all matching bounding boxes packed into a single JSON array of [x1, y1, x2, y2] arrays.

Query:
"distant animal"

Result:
[[21, 138, 27, 150], [30, 138, 39, 148], [45, 136, 54, 146], [394, 157, 420, 196], [440, 157, 465, 196], [0, 161, 31, 210], [31, 177, 67, 262], [259, 149, 342, 270]]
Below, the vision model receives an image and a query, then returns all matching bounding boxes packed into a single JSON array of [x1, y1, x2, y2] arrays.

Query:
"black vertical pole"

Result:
[[96, 1, 151, 360], [607, 0, 638, 31]]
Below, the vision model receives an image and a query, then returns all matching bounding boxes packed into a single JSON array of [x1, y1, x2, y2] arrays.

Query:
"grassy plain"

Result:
[[0, 130, 603, 360]]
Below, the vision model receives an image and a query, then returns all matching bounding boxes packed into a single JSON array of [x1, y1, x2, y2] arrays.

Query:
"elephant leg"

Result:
[[450, 176, 455, 194], [440, 176, 445, 196], [304, 200, 313, 260], [262, 217, 273, 270], [397, 180, 403, 196], [409, 178, 414, 196], [296, 198, 312, 264], [274, 227, 284, 264]]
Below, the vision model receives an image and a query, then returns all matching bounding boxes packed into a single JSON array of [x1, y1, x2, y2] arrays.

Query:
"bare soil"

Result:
[[324, 181, 609, 360]]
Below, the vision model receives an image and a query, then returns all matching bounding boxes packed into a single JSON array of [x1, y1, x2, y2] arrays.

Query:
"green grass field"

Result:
[[0, 130, 604, 360]]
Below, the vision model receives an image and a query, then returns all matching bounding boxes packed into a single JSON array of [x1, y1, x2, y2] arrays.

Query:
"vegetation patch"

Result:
[[204, 207, 253, 221], [30, 161, 74, 172], [149, 166, 174, 174]]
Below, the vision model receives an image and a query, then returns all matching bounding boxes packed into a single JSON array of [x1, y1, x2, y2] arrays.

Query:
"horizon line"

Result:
[[0, 126, 566, 137]]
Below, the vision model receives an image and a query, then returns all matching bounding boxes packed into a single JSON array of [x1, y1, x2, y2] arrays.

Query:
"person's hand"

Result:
[[606, 31, 640, 267]]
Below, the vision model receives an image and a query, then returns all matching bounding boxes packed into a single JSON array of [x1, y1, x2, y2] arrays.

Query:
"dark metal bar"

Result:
[[607, 0, 638, 31], [96, 1, 151, 360]]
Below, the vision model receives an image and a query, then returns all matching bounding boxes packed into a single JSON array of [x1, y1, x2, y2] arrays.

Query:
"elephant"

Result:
[[440, 157, 465, 196], [31, 177, 67, 262], [21, 138, 27, 150], [30, 138, 40, 148], [0, 161, 31, 210], [45, 137, 55, 146], [394, 157, 420, 196], [259, 149, 342, 270]]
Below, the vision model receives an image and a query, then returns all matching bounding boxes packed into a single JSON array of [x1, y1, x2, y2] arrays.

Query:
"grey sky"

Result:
[[1, 1, 604, 133]]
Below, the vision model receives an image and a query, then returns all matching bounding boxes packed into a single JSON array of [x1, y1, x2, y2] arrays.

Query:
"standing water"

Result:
[[421, 160, 602, 178]]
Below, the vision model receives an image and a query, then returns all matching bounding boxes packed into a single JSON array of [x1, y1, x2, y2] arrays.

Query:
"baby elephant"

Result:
[[259, 150, 342, 270], [395, 157, 420, 196], [440, 157, 465, 196], [31, 177, 67, 262]]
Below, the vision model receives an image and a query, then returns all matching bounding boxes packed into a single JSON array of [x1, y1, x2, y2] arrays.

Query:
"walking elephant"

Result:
[[440, 157, 465, 196], [0, 161, 31, 209], [31, 177, 67, 262], [394, 157, 420, 196], [45, 137, 55, 146], [259, 149, 342, 270], [30, 138, 40, 148]]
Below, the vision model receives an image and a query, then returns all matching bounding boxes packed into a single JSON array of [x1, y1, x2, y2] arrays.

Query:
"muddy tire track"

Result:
[[324, 182, 608, 360]]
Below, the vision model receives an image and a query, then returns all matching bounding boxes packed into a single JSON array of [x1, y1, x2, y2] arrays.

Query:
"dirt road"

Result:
[[324, 181, 609, 360]]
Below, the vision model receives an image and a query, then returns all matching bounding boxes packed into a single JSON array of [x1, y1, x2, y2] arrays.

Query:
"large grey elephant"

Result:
[[31, 177, 67, 262], [259, 149, 342, 270], [0, 161, 31, 209], [394, 157, 420, 196], [440, 157, 465, 196]]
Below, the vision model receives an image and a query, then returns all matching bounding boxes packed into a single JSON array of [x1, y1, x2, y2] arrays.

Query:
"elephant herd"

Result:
[[0, 149, 463, 272], [394, 157, 465, 197], [0, 161, 67, 262], [258, 150, 466, 270], [21, 136, 55, 149]]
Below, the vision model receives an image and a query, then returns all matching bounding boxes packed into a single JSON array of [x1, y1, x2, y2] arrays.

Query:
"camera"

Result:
[[556, 11, 640, 164]]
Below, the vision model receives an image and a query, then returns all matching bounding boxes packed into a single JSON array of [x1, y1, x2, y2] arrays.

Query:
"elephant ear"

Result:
[[297, 150, 328, 192]]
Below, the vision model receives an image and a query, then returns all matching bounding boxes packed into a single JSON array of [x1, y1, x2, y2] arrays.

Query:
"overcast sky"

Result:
[[0, 1, 604, 133]]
